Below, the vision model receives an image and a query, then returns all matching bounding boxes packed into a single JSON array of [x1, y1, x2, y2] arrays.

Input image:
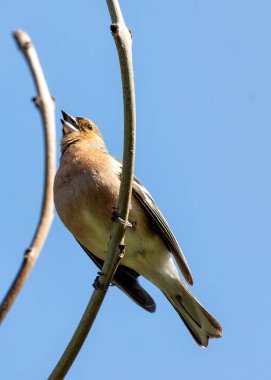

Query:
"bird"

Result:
[[54, 110, 222, 347]]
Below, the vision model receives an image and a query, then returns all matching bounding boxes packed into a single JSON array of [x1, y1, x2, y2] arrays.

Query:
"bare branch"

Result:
[[48, 1, 136, 378], [0, 30, 56, 324]]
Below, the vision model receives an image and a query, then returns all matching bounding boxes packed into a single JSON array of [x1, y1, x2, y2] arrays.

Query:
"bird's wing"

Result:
[[132, 176, 194, 285], [77, 240, 156, 313]]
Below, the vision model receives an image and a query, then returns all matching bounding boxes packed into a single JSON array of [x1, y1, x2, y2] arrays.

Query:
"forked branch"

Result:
[[48, 0, 136, 378], [0, 31, 56, 324]]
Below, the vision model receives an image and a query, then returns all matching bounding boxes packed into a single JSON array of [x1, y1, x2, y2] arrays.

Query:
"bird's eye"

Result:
[[86, 124, 93, 130]]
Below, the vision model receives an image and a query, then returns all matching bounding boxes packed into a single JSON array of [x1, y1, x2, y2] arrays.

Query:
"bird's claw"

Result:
[[111, 208, 132, 227], [92, 271, 109, 291]]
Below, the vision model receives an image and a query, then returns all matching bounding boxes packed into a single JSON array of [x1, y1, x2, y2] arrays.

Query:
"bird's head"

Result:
[[60, 110, 107, 154]]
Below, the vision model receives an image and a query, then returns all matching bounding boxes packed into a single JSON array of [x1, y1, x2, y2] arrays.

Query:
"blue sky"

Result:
[[1, 1, 270, 379]]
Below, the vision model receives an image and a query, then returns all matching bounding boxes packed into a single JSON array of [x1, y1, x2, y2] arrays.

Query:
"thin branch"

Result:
[[0, 30, 56, 324], [48, 1, 136, 378]]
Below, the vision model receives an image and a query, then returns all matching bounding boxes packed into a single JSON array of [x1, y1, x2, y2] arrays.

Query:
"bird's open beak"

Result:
[[61, 110, 79, 133]]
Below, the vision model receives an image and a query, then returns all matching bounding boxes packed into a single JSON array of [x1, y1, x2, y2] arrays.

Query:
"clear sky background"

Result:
[[1, 1, 270, 379]]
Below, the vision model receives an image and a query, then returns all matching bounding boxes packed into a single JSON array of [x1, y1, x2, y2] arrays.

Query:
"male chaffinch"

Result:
[[54, 111, 222, 347]]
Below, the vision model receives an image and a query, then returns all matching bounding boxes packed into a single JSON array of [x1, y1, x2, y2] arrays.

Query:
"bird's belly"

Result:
[[75, 209, 112, 258], [57, 195, 171, 275], [54, 170, 174, 282], [54, 163, 121, 255], [79, 213, 173, 283], [75, 209, 153, 264], [55, 190, 115, 260]]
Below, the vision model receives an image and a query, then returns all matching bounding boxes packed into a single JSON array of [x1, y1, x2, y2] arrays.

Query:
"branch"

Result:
[[0, 31, 56, 324], [48, 1, 136, 378]]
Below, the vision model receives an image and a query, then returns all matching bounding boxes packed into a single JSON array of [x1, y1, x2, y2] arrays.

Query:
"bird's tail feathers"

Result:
[[162, 280, 222, 347]]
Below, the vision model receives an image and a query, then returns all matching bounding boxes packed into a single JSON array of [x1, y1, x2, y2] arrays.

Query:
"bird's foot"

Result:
[[92, 271, 109, 291], [111, 207, 132, 227]]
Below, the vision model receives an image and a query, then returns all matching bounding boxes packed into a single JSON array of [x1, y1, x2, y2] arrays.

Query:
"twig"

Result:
[[48, 1, 135, 378], [0, 31, 56, 324]]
